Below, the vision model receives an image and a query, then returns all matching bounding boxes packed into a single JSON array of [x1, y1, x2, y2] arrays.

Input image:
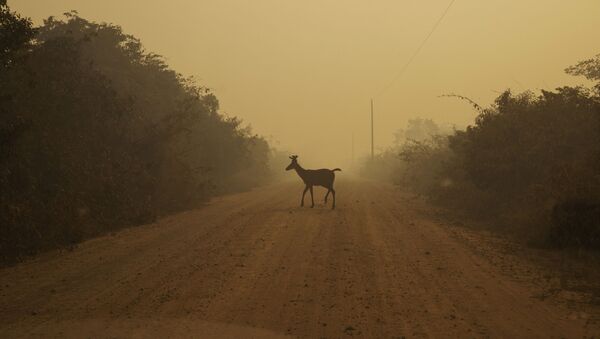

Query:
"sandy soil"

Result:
[[1, 179, 599, 338]]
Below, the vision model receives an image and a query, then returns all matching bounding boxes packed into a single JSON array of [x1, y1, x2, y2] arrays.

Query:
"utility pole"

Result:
[[351, 132, 355, 167], [370, 98, 374, 160]]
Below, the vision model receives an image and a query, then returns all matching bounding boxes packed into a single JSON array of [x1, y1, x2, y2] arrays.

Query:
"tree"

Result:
[[565, 53, 600, 93], [0, 4, 36, 165], [393, 118, 442, 147], [0, 3, 36, 71], [1, 9, 273, 262]]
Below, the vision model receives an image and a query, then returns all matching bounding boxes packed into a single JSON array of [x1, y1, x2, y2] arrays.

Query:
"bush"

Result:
[[550, 199, 600, 248], [0, 7, 273, 263], [368, 54, 600, 250]]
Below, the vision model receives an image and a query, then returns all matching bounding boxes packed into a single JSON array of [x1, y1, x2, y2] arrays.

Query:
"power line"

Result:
[[374, 0, 456, 98]]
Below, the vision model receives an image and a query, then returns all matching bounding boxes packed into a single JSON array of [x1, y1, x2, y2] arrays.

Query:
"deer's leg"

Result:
[[331, 188, 336, 210], [324, 189, 330, 203], [301, 185, 309, 207], [309, 186, 315, 208]]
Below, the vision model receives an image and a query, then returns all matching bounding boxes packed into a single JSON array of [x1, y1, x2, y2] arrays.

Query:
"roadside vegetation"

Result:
[[0, 5, 275, 263], [363, 55, 600, 250]]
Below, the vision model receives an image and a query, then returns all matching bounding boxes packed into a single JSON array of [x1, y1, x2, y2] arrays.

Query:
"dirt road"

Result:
[[1, 179, 598, 338]]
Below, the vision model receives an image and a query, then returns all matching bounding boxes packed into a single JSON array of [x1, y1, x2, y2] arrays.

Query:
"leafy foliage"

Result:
[[371, 55, 600, 249], [361, 118, 454, 184], [565, 53, 600, 93], [0, 7, 273, 263], [0, 4, 36, 70], [446, 86, 600, 247]]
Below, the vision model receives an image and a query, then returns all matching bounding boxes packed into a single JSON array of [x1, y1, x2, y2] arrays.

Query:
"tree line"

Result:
[[363, 54, 600, 249], [0, 5, 274, 263]]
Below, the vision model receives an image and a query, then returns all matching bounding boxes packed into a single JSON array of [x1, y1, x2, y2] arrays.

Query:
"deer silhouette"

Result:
[[286, 155, 341, 209]]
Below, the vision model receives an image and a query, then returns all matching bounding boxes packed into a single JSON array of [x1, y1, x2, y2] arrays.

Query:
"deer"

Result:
[[285, 155, 341, 209]]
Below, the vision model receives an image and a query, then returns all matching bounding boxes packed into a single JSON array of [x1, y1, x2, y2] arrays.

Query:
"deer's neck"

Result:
[[294, 164, 308, 180]]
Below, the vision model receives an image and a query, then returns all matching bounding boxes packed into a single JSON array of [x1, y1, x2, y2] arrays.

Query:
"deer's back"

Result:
[[303, 168, 336, 187]]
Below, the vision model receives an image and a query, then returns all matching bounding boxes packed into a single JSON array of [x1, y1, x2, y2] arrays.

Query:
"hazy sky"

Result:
[[12, 0, 600, 168]]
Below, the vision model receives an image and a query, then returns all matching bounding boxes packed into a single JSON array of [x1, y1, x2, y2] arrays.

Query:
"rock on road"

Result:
[[0, 179, 598, 338]]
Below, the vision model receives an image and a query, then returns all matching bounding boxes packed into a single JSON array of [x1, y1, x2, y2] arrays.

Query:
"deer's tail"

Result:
[[332, 168, 342, 172]]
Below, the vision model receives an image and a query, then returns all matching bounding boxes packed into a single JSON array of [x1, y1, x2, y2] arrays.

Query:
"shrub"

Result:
[[369, 54, 600, 249], [0, 7, 273, 263]]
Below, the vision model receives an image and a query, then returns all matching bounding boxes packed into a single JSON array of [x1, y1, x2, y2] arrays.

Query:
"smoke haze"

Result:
[[13, 0, 600, 166]]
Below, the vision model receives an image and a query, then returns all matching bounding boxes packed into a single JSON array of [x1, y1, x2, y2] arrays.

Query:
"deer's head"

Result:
[[285, 155, 298, 171]]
